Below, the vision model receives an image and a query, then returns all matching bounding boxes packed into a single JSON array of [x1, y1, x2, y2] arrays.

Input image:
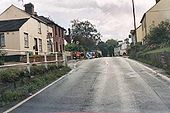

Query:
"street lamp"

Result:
[[131, 0, 137, 44]]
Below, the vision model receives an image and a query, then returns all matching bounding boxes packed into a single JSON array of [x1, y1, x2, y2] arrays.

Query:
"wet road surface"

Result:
[[10, 57, 170, 113]]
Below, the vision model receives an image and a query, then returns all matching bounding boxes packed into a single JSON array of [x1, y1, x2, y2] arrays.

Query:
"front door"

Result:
[[34, 38, 38, 55]]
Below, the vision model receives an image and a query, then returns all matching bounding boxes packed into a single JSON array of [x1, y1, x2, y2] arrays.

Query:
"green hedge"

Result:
[[0, 65, 71, 107]]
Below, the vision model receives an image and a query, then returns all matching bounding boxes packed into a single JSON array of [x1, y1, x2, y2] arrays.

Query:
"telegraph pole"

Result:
[[132, 0, 137, 44]]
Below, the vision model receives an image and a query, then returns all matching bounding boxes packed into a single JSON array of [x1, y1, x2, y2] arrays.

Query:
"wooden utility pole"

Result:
[[132, 0, 137, 44]]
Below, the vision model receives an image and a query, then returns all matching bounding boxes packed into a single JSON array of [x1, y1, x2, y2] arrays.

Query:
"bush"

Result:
[[0, 65, 71, 107], [0, 69, 20, 84], [48, 64, 58, 71], [30, 65, 47, 76], [2, 90, 23, 103]]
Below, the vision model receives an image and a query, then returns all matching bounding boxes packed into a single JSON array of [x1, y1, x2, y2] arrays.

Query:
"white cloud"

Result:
[[0, 0, 156, 41]]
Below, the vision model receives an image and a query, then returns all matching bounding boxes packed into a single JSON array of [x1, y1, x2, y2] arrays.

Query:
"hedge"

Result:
[[0, 65, 71, 108]]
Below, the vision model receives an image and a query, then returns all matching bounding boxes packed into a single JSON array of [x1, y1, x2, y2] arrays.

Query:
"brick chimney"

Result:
[[24, 3, 34, 15], [156, 0, 160, 3]]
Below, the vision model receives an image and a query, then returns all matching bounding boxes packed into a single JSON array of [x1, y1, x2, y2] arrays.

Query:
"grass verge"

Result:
[[0, 65, 71, 110]]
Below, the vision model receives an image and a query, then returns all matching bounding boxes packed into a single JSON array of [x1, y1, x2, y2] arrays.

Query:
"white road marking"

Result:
[[3, 69, 75, 113], [126, 58, 170, 84]]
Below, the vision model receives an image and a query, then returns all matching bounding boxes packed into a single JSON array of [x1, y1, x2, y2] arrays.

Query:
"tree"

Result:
[[98, 41, 108, 57], [71, 20, 101, 51], [144, 20, 170, 49], [65, 43, 84, 52], [106, 39, 118, 57]]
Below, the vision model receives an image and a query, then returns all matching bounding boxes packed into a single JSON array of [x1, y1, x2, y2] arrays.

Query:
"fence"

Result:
[[0, 49, 68, 73]]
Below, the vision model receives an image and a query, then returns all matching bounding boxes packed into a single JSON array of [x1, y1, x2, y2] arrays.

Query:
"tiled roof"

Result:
[[38, 16, 54, 24], [38, 16, 66, 30], [0, 18, 29, 32]]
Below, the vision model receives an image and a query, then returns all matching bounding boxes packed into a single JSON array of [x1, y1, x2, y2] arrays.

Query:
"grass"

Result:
[[144, 47, 170, 54], [0, 65, 71, 108]]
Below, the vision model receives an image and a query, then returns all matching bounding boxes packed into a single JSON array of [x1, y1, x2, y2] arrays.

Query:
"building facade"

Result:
[[34, 18, 66, 53], [0, 3, 65, 55], [136, 25, 143, 43], [140, 0, 170, 42]]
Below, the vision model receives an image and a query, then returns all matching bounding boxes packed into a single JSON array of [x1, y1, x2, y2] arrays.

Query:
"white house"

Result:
[[0, 3, 53, 57]]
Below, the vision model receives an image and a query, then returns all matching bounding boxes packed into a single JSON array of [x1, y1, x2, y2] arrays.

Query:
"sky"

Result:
[[0, 0, 156, 42]]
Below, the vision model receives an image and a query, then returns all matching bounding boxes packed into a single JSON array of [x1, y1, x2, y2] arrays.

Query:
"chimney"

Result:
[[24, 3, 34, 15], [156, 0, 160, 3], [68, 28, 71, 35]]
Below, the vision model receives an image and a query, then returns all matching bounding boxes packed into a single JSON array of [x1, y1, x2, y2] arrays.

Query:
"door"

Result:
[[34, 38, 38, 55]]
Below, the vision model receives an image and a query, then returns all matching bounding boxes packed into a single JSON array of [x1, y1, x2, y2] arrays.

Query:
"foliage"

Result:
[[71, 20, 101, 51], [106, 39, 118, 57], [0, 69, 20, 84], [0, 48, 6, 65], [65, 43, 84, 52], [98, 41, 108, 57], [1, 90, 23, 103], [0, 65, 71, 107], [30, 65, 47, 76], [144, 20, 170, 50]]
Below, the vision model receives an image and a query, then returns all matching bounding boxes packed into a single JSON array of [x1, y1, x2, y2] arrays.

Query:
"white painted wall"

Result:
[[136, 25, 143, 43], [20, 18, 53, 55], [0, 5, 30, 20], [141, 0, 170, 39], [1, 31, 21, 55]]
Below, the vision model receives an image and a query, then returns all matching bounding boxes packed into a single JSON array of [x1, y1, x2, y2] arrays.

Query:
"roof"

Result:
[[38, 16, 66, 30], [0, 18, 29, 32], [0, 5, 30, 18], [38, 16, 54, 24]]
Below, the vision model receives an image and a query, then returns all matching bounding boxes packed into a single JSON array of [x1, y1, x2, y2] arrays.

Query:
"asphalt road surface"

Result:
[[10, 57, 170, 113]]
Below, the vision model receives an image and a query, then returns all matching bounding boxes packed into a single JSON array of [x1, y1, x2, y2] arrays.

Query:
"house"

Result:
[[38, 16, 66, 53], [0, 3, 54, 58], [114, 41, 128, 56], [140, 0, 170, 42], [136, 25, 143, 44]]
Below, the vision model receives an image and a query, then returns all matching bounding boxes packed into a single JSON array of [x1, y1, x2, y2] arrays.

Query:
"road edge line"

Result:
[[127, 58, 170, 84], [3, 69, 75, 113]]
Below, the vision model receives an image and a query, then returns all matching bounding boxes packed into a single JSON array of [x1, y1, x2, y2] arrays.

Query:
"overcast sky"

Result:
[[0, 0, 155, 41]]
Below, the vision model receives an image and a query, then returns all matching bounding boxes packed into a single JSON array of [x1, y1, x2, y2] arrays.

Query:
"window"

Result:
[[62, 30, 64, 38], [59, 28, 61, 37], [24, 33, 29, 48], [55, 26, 58, 35], [39, 39, 42, 52], [0, 33, 5, 47], [38, 22, 41, 34]]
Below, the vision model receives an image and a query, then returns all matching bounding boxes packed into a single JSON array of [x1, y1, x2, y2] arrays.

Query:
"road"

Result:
[[10, 57, 170, 113]]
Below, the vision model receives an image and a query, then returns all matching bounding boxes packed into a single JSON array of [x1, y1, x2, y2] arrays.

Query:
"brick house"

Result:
[[38, 16, 66, 53]]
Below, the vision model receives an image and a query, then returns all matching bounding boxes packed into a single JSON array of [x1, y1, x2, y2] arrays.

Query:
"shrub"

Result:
[[0, 69, 20, 88], [48, 64, 58, 71], [2, 90, 23, 103], [30, 65, 47, 76]]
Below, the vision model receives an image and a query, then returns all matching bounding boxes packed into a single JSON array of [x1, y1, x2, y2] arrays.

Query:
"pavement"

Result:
[[5, 57, 170, 113]]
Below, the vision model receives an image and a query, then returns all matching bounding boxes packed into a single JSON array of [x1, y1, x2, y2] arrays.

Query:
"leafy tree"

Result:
[[106, 39, 118, 57], [98, 41, 108, 57], [65, 43, 84, 52], [71, 20, 101, 51], [144, 20, 170, 49]]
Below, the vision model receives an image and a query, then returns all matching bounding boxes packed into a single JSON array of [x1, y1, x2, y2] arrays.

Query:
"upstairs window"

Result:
[[0, 33, 5, 47], [38, 22, 42, 34], [59, 28, 61, 37], [55, 26, 58, 35], [24, 33, 29, 48]]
